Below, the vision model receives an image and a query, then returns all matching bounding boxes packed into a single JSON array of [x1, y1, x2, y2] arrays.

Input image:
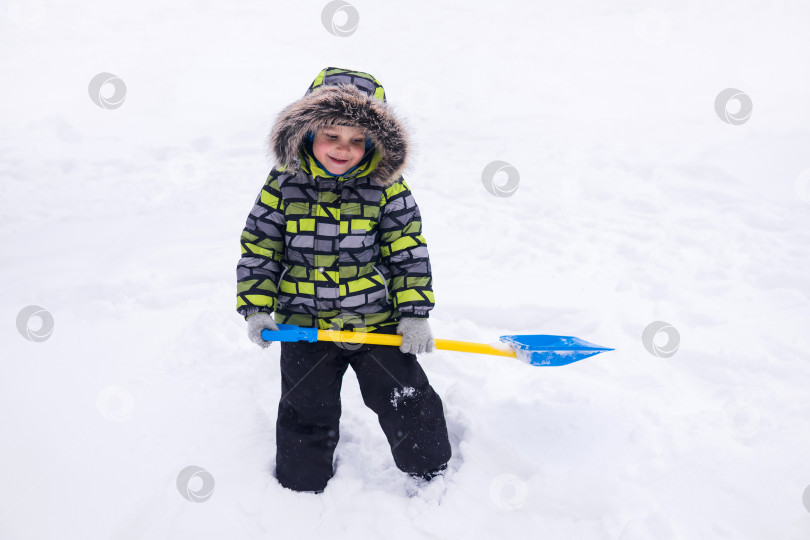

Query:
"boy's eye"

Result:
[[322, 133, 365, 145]]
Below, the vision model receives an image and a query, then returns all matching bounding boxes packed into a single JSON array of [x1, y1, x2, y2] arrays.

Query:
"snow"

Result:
[[2, 0, 810, 538], [390, 387, 417, 410]]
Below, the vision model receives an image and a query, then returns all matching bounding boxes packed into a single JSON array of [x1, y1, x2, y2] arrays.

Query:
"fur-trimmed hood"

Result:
[[268, 68, 409, 187]]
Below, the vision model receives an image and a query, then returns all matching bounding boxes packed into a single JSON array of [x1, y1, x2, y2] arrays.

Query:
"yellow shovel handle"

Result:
[[316, 330, 518, 358]]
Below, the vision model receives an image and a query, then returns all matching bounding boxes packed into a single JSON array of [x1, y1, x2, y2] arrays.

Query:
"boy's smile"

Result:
[[312, 124, 367, 176]]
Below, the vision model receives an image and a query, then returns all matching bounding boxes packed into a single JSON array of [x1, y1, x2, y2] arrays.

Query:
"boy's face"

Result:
[[312, 125, 367, 176]]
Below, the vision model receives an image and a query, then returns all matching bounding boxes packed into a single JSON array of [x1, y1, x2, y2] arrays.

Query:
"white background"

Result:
[[2, 0, 810, 538]]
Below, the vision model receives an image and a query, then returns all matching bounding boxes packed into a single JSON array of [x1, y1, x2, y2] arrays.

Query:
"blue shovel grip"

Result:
[[261, 324, 319, 343]]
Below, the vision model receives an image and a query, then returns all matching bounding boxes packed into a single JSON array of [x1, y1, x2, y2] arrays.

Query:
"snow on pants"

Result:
[[275, 325, 452, 493]]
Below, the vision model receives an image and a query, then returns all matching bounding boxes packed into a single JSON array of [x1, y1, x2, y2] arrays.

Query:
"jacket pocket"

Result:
[[372, 265, 390, 304], [275, 264, 290, 310]]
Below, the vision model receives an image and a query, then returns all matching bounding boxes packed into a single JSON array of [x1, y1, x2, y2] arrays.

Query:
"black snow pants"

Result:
[[275, 325, 452, 493]]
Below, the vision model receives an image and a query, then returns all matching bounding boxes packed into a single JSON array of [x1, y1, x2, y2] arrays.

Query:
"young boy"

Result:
[[235, 67, 452, 493]]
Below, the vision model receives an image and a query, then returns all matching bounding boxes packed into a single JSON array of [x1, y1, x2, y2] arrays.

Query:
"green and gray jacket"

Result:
[[236, 68, 434, 332]]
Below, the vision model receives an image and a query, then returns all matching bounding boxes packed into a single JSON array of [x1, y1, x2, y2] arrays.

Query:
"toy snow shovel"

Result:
[[261, 324, 613, 367]]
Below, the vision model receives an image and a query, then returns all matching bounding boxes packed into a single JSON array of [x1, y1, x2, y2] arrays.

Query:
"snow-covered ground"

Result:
[[2, 0, 810, 538]]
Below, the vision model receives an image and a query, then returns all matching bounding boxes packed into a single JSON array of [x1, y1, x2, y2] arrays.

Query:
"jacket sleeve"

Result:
[[378, 178, 435, 318], [236, 171, 286, 320]]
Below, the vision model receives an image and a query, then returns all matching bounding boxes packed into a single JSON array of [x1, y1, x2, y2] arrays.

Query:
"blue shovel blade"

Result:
[[499, 334, 614, 367]]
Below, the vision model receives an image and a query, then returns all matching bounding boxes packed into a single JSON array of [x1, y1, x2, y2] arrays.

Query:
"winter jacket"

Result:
[[235, 67, 434, 332]]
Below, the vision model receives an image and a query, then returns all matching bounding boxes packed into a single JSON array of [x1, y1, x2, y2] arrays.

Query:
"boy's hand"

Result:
[[247, 312, 279, 348], [396, 318, 435, 355]]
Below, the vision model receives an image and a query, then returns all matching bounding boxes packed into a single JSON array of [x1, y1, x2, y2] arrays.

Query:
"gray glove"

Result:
[[397, 317, 435, 355], [247, 312, 279, 348]]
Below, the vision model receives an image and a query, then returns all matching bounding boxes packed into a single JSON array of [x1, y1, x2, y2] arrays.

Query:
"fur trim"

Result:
[[268, 84, 409, 187]]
